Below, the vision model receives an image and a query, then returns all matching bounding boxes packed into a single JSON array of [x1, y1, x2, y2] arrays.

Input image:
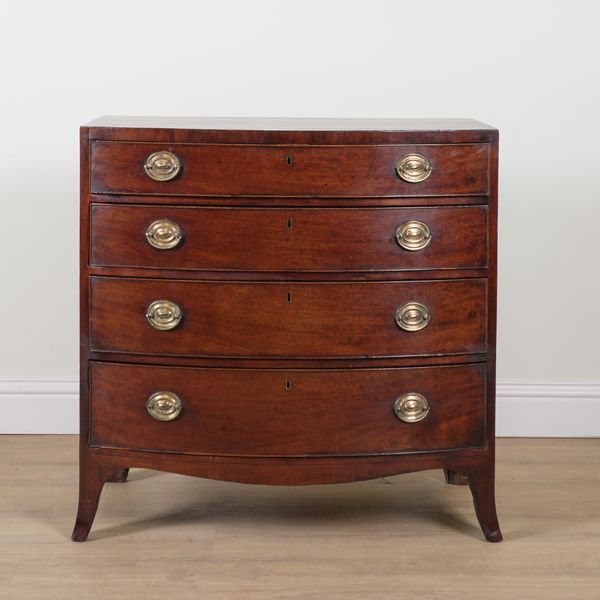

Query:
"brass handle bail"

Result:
[[145, 219, 183, 250], [146, 300, 183, 331], [394, 393, 430, 423], [144, 151, 181, 181], [395, 302, 430, 332], [396, 220, 431, 251], [146, 391, 182, 422], [395, 153, 432, 183]]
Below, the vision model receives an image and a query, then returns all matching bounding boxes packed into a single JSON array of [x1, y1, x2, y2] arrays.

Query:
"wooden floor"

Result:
[[0, 437, 598, 599]]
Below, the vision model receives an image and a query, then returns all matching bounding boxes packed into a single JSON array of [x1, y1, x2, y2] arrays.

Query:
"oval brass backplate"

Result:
[[146, 299, 183, 331], [395, 302, 431, 332], [145, 219, 183, 250], [395, 220, 432, 251], [146, 391, 183, 422], [393, 392, 430, 423], [395, 153, 432, 183], [144, 151, 181, 182]]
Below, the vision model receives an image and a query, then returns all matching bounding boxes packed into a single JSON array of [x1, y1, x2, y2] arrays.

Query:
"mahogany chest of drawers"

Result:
[[73, 117, 502, 542]]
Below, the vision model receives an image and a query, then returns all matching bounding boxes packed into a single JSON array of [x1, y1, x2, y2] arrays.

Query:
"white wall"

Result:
[[1, 0, 599, 434]]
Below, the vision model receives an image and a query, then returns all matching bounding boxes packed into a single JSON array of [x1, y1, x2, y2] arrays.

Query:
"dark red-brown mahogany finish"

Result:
[[73, 117, 501, 543]]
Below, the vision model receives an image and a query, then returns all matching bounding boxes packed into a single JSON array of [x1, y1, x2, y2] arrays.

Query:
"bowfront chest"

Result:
[[73, 117, 502, 542]]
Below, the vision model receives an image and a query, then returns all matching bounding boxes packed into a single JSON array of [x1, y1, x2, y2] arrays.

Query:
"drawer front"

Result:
[[90, 205, 488, 272], [90, 142, 489, 197], [90, 277, 487, 358], [89, 362, 486, 456]]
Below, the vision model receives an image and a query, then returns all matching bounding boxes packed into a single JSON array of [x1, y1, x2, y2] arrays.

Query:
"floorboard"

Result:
[[0, 436, 598, 599]]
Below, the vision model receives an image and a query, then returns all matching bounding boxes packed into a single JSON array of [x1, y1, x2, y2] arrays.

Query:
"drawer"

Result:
[[90, 142, 489, 197], [90, 204, 488, 272], [89, 362, 486, 456], [90, 277, 487, 358]]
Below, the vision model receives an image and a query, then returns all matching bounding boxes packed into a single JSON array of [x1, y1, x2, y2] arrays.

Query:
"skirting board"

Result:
[[0, 379, 599, 436], [1, 379, 79, 434]]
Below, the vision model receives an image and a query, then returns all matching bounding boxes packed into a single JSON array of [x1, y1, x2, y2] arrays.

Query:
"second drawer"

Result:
[[90, 204, 488, 272], [90, 277, 487, 358]]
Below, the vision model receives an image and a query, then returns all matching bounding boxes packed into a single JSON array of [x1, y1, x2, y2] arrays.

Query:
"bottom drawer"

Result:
[[89, 362, 486, 456]]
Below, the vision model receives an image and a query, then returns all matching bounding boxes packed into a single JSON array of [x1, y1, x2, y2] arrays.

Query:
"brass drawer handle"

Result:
[[145, 219, 183, 250], [395, 301, 430, 332], [394, 392, 430, 423], [395, 153, 432, 183], [144, 151, 181, 182], [396, 220, 431, 251], [146, 300, 183, 331], [146, 391, 182, 422]]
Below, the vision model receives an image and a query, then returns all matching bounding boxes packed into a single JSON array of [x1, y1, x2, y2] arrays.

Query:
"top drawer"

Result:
[[90, 142, 489, 197]]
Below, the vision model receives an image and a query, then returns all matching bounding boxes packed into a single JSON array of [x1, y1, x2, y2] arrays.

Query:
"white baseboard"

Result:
[[0, 379, 79, 434], [496, 381, 600, 437], [1, 378, 599, 436]]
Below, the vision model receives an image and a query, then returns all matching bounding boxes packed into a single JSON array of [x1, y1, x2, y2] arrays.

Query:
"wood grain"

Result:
[[89, 277, 488, 358], [90, 204, 488, 272], [2, 436, 599, 599], [88, 192, 489, 208], [86, 116, 497, 146], [77, 119, 500, 543], [89, 362, 487, 456], [90, 142, 489, 197], [86, 116, 496, 131]]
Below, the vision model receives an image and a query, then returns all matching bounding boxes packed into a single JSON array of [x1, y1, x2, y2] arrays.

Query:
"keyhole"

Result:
[[287, 291, 293, 304], [287, 217, 293, 229], [285, 379, 293, 391], [286, 154, 293, 166]]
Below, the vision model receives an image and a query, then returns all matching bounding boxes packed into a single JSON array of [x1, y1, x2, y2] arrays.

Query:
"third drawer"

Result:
[[90, 277, 487, 358]]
